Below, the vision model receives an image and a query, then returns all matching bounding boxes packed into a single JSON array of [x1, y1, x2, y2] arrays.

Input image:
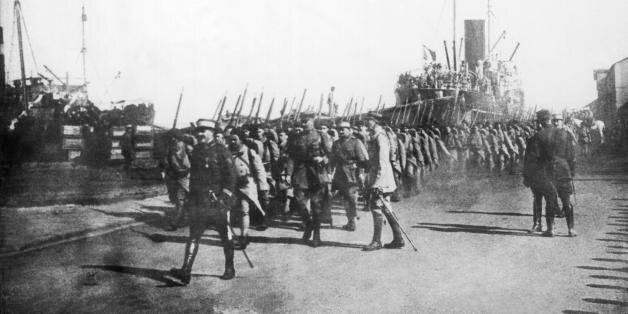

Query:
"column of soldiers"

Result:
[[159, 107, 577, 285]]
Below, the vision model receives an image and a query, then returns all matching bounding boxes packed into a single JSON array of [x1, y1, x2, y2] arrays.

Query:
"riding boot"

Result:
[[363, 214, 383, 251], [235, 213, 250, 250], [542, 215, 554, 237], [311, 225, 322, 248], [220, 242, 236, 280], [566, 204, 576, 237], [170, 239, 198, 285], [302, 216, 313, 241], [383, 211, 405, 249], [342, 218, 356, 231], [529, 204, 542, 233]]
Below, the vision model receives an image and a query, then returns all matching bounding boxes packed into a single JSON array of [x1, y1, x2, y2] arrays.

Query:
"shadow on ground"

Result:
[[412, 222, 533, 237]]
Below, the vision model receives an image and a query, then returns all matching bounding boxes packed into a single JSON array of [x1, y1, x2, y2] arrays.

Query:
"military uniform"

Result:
[[287, 125, 330, 247], [170, 120, 237, 283], [163, 138, 190, 230], [364, 120, 404, 251], [523, 132, 558, 233], [542, 118, 576, 236], [330, 124, 369, 231], [230, 142, 267, 247]]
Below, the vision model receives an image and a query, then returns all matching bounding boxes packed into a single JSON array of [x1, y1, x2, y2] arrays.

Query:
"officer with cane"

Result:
[[169, 119, 240, 284], [363, 113, 410, 251]]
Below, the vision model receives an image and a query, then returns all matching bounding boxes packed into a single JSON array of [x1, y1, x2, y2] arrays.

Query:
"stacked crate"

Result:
[[134, 125, 154, 159], [110, 126, 126, 160], [61, 125, 84, 161]]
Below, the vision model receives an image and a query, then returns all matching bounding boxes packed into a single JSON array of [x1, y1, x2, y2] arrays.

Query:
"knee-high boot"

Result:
[[363, 213, 383, 251], [383, 211, 404, 249], [565, 203, 576, 237], [220, 241, 236, 280], [170, 237, 199, 284]]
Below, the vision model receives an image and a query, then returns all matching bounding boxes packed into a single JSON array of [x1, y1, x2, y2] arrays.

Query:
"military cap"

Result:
[[196, 119, 217, 131], [536, 109, 551, 121], [338, 121, 351, 129], [125, 124, 134, 129]]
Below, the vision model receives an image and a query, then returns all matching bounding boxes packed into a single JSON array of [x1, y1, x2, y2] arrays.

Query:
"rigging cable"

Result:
[[16, 4, 40, 75]]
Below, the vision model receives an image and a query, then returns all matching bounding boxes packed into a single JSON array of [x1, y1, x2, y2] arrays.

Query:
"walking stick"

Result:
[[209, 192, 255, 269], [376, 193, 418, 252]]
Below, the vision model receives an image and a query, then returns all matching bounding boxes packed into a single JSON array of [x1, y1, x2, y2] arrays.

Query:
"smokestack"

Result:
[[464, 20, 486, 73], [1, 26, 4, 89]]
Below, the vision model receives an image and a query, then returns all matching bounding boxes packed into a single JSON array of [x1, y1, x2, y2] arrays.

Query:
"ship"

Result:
[[380, 1, 526, 127]]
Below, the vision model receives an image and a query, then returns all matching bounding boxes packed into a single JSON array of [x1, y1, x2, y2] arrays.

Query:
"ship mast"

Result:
[[487, 0, 491, 60], [15, 0, 28, 111], [81, 2, 87, 94], [452, 0, 457, 71]]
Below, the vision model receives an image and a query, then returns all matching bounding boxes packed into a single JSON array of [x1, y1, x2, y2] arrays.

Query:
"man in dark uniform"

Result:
[[286, 118, 330, 247], [170, 119, 237, 284], [523, 115, 558, 234], [550, 113, 577, 236], [120, 124, 135, 170], [330, 121, 369, 231], [526, 110, 575, 237]]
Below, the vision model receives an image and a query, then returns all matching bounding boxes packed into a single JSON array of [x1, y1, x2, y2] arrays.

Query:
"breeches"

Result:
[[338, 185, 359, 219], [294, 188, 323, 219], [369, 192, 393, 218]]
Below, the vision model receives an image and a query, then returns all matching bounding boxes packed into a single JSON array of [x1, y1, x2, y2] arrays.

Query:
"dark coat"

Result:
[[188, 141, 236, 206], [287, 129, 330, 190], [331, 135, 368, 189]]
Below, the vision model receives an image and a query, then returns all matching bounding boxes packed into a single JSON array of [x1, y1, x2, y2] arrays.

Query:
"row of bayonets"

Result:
[[171, 86, 456, 129]]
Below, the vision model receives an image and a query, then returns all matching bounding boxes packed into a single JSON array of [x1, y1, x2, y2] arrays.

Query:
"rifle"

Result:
[[279, 98, 287, 128], [356, 97, 364, 122], [295, 89, 307, 122], [211, 98, 222, 120], [412, 101, 423, 127], [172, 88, 184, 129], [316, 93, 324, 120], [208, 192, 254, 268], [343, 97, 353, 117], [235, 86, 248, 126], [395, 99, 408, 126], [228, 94, 242, 127], [425, 101, 435, 124], [216, 95, 227, 122], [254, 92, 264, 124], [376, 95, 382, 112], [245, 97, 257, 124], [265, 97, 275, 124]]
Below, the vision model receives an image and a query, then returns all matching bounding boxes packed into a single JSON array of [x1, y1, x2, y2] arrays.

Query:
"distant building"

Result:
[[590, 57, 628, 127]]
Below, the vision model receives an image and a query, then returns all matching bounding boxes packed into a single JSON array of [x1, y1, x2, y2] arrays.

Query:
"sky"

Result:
[[2, 0, 627, 126]]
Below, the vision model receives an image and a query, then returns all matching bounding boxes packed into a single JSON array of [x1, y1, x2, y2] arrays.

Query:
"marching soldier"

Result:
[[523, 113, 558, 234], [363, 113, 404, 251], [162, 131, 191, 231], [550, 113, 577, 236], [286, 118, 331, 247], [330, 121, 369, 231], [170, 119, 237, 283], [228, 130, 268, 250]]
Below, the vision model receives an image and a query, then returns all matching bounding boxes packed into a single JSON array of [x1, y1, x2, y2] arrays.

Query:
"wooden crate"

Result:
[[135, 151, 152, 159], [112, 126, 126, 137], [67, 149, 82, 160], [135, 125, 153, 136], [135, 140, 154, 149], [110, 148, 124, 160], [62, 125, 82, 136], [62, 137, 84, 149]]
